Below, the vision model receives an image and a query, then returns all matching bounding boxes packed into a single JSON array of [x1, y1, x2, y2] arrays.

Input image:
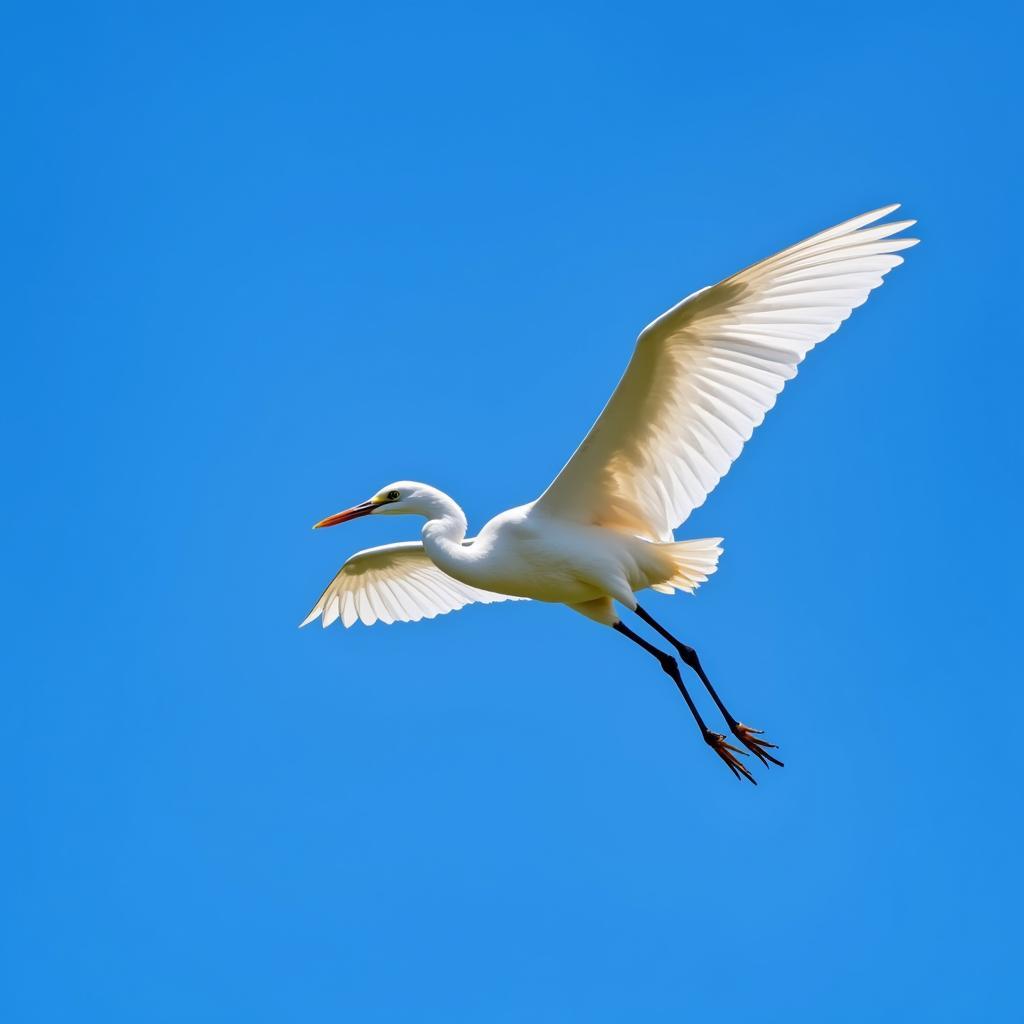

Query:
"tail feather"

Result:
[[651, 537, 723, 595]]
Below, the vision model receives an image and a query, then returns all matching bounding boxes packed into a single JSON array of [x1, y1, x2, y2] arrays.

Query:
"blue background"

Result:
[[6, 2, 1021, 1020]]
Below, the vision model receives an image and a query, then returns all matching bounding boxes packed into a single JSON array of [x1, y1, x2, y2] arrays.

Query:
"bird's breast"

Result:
[[448, 510, 610, 604]]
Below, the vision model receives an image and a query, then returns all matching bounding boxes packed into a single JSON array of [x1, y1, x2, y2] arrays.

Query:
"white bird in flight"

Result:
[[303, 205, 918, 783]]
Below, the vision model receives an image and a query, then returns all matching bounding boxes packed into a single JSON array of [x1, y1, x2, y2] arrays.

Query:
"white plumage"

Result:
[[301, 541, 523, 629], [304, 204, 917, 630], [302, 205, 918, 783], [535, 204, 917, 541]]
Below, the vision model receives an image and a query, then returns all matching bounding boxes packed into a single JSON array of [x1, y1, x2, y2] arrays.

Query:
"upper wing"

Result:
[[301, 540, 522, 628], [534, 205, 919, 541]]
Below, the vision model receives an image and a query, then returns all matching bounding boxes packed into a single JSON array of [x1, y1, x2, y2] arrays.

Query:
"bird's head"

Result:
[[312, 481, 441, 528]]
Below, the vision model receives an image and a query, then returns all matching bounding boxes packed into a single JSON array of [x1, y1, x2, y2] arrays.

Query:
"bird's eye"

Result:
[[386, 490, 400, 500]]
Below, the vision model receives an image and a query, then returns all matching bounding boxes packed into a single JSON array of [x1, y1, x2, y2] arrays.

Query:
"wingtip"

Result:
[[861, 202, 902, 224]]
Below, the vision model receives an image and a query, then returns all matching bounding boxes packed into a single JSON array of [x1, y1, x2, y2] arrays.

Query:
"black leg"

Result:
[[634, 604, 783, 768], [613, 621, 755, 784]]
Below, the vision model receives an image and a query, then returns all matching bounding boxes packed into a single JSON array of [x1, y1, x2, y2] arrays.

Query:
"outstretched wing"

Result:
[[301, 541, 523, 628], [534, 205, 919, 541]]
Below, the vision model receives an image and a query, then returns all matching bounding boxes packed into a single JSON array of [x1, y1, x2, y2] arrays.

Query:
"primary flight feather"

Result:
[[304, 205, 918, 783]]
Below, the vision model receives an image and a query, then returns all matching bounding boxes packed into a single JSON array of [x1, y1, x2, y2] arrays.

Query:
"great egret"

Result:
[[303, 205, 918, 783]]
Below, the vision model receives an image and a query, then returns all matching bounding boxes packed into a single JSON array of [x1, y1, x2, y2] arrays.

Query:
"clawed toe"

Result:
[[705, 731, 757, 784], [731, 722, 784, 768]]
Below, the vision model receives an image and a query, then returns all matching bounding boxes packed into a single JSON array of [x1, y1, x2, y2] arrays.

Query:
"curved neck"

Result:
[[420, 490, 469, 572]]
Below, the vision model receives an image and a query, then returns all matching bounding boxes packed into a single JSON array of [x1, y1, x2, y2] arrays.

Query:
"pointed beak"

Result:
[[312, 500, 377, 529]]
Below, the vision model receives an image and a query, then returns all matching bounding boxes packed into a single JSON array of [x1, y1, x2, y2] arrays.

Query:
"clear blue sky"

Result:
[[5, 2, 1021, 1020]]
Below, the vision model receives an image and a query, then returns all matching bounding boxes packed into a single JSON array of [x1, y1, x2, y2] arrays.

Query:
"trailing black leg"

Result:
[[613, 621, 754, 783], [634, 605, 783, 768]]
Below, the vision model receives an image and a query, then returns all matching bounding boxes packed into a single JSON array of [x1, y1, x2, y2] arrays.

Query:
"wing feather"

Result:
[[535, 205, 918, 540], [301, 540, 523, 629]]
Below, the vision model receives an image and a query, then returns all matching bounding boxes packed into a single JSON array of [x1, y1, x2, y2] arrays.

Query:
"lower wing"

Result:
[[301, 540, 524, 628]]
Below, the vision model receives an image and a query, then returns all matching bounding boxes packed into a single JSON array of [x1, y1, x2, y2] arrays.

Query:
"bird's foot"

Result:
[[704, 731, 756, 784], [730, 722, 784, 768]]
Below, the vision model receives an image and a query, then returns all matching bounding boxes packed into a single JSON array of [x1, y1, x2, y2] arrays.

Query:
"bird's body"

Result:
[[422, 495, 717, 621], [303, 205, 918, 783]]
